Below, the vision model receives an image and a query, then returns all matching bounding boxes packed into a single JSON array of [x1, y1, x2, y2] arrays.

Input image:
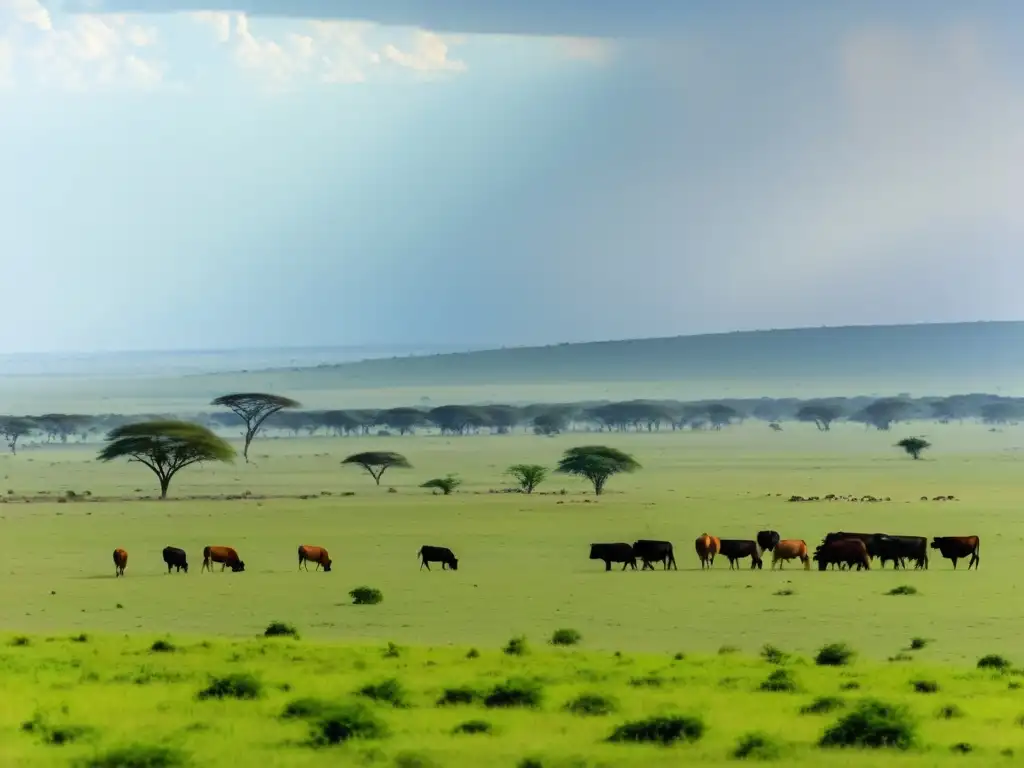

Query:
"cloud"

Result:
[[555, 36, 615, 64]]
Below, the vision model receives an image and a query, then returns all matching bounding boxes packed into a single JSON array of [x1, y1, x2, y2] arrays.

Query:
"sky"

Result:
[[0, 0, 1022, 353]]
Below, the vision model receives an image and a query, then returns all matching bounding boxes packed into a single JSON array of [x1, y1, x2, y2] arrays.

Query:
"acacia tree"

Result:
[[0, 416, 35, 454], [342, 451, 411, 485], [506, 464, 548, 494], [97, 420, 236, 499], [796, 403, 843, 431], [556, 445, 640, 496], [421, 474, 461, 495], [896, 437, 931, 460], [211, 392, 300, 462]]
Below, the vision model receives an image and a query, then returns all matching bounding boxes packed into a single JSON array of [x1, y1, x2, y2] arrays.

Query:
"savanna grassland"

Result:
[[1, 421, 1023, 766]]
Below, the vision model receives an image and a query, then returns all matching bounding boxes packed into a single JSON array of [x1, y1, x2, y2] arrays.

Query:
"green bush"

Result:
[[819, 699, 916, 750], [760, 644, 789, 665], [816, 643, 855, 667], [912, 680, 939, 694], [281, 697, 333, 720], [483, 678, 543, 709], [309, 703, 388, 745], [452, 719, 493, 735], [759, 669, 798, 693], [909, 637, 929, 650], [197, 673, 263, 701], [350, 587, 383, 605], [357, 678, 409, 708], [264, 621, 299, 638], [800, 697, 845, 716], [150, 639, 175, 653], [550, 628, 581, 646], [504, 635, 529, 656], [564, 693, 617, 716], [887, 585, 919, 596], [79, 744, 188, 768], [732, 731, 783, 760], [436, 686, 480, 707], [978, 654, 1011, 671], [608, 714, 705, 745]]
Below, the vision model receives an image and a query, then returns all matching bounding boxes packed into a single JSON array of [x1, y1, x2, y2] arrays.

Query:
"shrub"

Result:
[[281, 697, 333, 720], [437, 687, 480, 707], [951, 743, 973, 754], [839, 682, 861, 691], [264, 621, 299, 638], [484, 678, 543, 709], [350, 587, 383, 605], [465, 648, 480, 659], [550, 628, 581, 646], [719, 645, 740, 655], [71, 633, 89, 643], [383, 642, 402, 658], [22, 713, 94, 746], [149, 639, 175, 653], [732, 731, 783, 760], [357, 678, 409, 708], [629, 675, 663, 688], [938, 704, 964, 720], [197, 673, 263, 701], [912, 680, 939, 694], [80, 744, 188, 768], [800, 696, 845, 715], [452, 719, 493, 735], [761, 644, 789, 665], [819, 699, 916, 750], [978, 654, 1011, 671], [504, 635, 529, 656], [421, 475, 461, 495], [774, 589, 795, 596], [394, 753, 438, 768], [517, 760, 544, 768], [760, 669, 798, 693], [887, 585, 918, 596], [909, 637, 929, 650], [10, 636, 30, 647], [565, 693, 617, 716], [816, 643, 855, 667], [309, 703, 388, 745], [608, 714, 705, 745]]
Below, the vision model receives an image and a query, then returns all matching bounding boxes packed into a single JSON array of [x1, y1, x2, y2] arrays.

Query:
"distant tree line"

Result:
[[0, 392, 1021, 455]]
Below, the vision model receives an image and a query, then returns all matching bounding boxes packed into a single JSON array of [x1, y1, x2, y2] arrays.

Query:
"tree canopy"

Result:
[[421, 474, 461, 495], [341, 451, 412, 485], [211, 392, 300, 462], [506, 464, 548, 494], [556, 445, 640, 495], [97, 420, 236, 498], [896, 437, 931, 460]]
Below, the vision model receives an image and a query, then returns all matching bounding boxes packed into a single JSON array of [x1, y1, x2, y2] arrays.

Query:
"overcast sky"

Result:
[[1, 0, 1021, 353]]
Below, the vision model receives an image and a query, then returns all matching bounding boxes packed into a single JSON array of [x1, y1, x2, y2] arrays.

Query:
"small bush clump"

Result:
[[760, 669, 798, 693], [71, 633, 89, 643], [383, 642, 402, 658], [465, 648, 480, 659], [912, 680, 939, 694], [608, 714, 705, 745], [80, 744, 188, 768], [719, 645, 740, 655], [909, 637, 929, 650], [350, 586, 383, 605], [484, 678, 543, 709], [10, 636, 30, 647], [816, 643, 855, 667], [819, 699, 916, 750], [887, 585, 919, 596], [732, 731, 783, 760], [504, 635, 529, 656], [264, 621, 299, 638], [437, 686, 480, 707], [565, 693, 617, 717], [800, 696, 845, 715], [761, 644, 789, 665], [938, 704, 964, 720], [281, 697, 333, 720], [357, 678, 409, 708], [550, 628, 581, 646], [978, 654, 1011, 671], [197, 673, 263, 701], [22, 713, 93, 746], [309, 703, 388, 745], [150, 639, 175, 653], [452, 719, 493, 735]]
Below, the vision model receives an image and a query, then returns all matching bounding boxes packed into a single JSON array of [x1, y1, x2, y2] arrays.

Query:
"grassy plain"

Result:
[[1, 422, 1022, 764]]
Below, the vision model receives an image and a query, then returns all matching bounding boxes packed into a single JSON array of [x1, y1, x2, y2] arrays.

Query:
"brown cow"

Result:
[[113, 548, 127, 577], [930, 536, 980, 570], [814, 539, 870, 571], [202, 546, 245, 573], [771, 539, 810, 570], [298, 545, 332, 572], [695, 533, 721, 570]]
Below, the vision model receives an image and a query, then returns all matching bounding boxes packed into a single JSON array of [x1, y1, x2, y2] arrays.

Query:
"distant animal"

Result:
[[589, 542, 637, 572], [418, 545, 458, 571], [756, 530, 781, 552], [298, 545, 332, 572], [162, 546, 188, 574], [813, 539, 870, 571], [719, 539, 763, 570], [930, 536, 980, 570], [113, 548, 127, 577], [633, 539, 677, 570], [771, 539, 810, 570], [202, 546, 245, 573], [695, 533, 721, 569], [873, 535, 928, 570]]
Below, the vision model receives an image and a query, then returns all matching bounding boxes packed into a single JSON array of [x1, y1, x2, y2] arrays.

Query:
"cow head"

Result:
[[449, 558, 459, 571], [231, 561, 246, 572], [588, 545, 601, 559], [181, 563, 189, 573], [322, 560, 332, 572], [929, 539, 941, 549]]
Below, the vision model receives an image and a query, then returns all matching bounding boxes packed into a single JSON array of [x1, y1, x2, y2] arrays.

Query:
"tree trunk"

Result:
[[159, 475, 170, 499]]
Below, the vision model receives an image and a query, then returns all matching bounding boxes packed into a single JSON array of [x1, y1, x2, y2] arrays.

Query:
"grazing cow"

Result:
[[162, 546, 188, 574], [298, 545, 332, 572], [930, 536, 980, 570], [694, 533, 721, 570], [873, 535, 928, 570], [719, 539, 762, 569], [756, 530, 781, 552], [633, 539, 677, 570], [589, 543, 637, 572], [202, 546, 245, 573], [822, 531, 877, 558], [113, 548, 127, 577], [814, 539, 870, 571], [419, 545, 458, 571], [771, 539, 810, 570]]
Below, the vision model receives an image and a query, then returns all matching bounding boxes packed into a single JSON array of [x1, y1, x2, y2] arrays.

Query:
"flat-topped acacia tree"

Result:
[[556, 445, 640, 496], [97, 420, 236, 499], [341, 451, 412, 486], [211, 393, 300, 462]]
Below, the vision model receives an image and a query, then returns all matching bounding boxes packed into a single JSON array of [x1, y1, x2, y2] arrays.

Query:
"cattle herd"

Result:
[[590, 533, 981, 572]]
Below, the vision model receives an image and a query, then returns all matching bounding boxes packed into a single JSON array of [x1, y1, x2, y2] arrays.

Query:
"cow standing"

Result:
[[695, 533, 721, 569], [589, 543, 637, 571], [298, 545, 332, 572], [418, 545, 458, 571], [719, 539, 763, 569], [202, 546, 245, 572], [113, 548, 127, 577], [771, 539, 810, 570], [814, 539, 870, 571], [162, 546, 188, 574], [930, 536, 980, 570], [873, 535, 928, 570], [633, 540, 677, 570], [756, 530, 781, 552]]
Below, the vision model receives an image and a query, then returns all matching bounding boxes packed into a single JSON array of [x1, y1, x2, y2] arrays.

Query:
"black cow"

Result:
[[418, 545, 458, 571], [814, 539, 870, 571], [873, 534, 928, 570], [822, 532, 878, 559], [756, 530, 781, 552], [719, 539, 762, 569], [162, 546, 188, 574], [632, 539, 677, 570], [589, 543, 637, 571], [930, 536, 980, 570]]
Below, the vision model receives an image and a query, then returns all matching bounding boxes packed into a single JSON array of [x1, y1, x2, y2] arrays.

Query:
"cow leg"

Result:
[[969, 553, 979, 570], [951, 558, 958, 570]]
